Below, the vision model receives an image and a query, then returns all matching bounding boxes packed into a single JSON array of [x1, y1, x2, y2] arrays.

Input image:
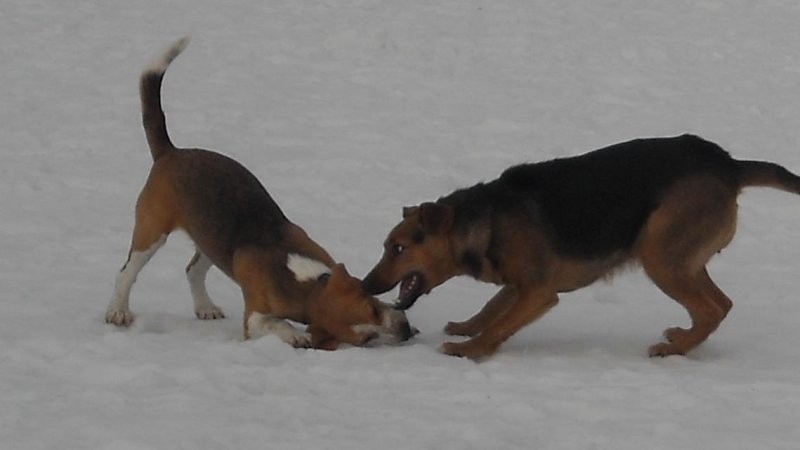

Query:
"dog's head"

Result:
[[362, 202, 459, 310], [307, 263, 415, 350]]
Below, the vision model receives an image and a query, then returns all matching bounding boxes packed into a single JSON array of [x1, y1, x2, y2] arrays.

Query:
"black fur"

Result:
[[460, 250, 484, 278], [439, 135, 741, 259], [171, 148, 290, 273]]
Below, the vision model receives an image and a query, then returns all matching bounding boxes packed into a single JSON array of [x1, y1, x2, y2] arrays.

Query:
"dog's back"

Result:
[[136, 39, 290, 276], [494, 134, 739, 258], [146, 150, 290, 273]]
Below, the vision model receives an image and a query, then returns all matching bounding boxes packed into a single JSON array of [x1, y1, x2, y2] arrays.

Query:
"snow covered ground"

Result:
[[4, 1, 800, 448]]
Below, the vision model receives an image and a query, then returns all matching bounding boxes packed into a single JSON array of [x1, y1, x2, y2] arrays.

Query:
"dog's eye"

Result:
[[391, 244, 405, 256]]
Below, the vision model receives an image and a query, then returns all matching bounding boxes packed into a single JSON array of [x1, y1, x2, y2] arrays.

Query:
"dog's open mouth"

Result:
[[395, 271, 426, 310]]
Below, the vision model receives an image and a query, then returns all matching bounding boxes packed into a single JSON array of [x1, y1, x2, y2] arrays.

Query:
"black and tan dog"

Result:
[[105, 38, 412, 349], [363, 134, 800, 359]]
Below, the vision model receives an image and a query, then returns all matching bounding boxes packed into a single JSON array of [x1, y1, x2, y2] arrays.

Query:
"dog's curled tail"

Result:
[[737, 159, 800, 195], [140, 37, 189, 161]]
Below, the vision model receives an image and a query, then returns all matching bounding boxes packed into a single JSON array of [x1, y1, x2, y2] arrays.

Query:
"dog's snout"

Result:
[[399, 321, 421, 341], [387, 309, 415, 342], [361, 274, 380, 295], [362, 271, 393, 295], [398, 319, 413, 341]]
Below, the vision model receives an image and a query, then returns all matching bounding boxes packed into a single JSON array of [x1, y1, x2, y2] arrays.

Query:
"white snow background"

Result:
[[4, 1, 800, 449]]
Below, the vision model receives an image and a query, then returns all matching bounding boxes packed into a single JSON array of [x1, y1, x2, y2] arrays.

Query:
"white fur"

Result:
[[351, 323, 384, 336], [145, 36, 190, 75], [246, 312, 311, 347], [105, 235, 167, 326], [286, 253, 330, 282], [351, 308, 411, 345], [186, 252, 225, 320]]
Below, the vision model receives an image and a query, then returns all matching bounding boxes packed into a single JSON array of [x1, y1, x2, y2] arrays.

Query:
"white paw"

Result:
[[105, 309, 135, 327], [195, 304, 225, 320], [283, 331, 312, 348], [247, 312, 311, 348]]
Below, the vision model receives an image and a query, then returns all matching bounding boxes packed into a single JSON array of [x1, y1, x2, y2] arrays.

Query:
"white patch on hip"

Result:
[[286, 253, 330, 282]]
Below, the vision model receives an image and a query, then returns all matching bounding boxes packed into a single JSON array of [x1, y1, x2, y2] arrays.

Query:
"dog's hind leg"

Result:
[[105, 230, 167, 327], [650, 269, 733, 356], [106, 177, 178, 326], [444, 285, 517, 337], [643, 264, 732, 357], [186, 251, 225, 320], [639, 176, 738, 356]]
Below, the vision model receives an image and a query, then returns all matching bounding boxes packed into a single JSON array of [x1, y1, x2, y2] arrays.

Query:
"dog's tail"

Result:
[[140, 37, 189, 161], [737, 159, 800, 195]]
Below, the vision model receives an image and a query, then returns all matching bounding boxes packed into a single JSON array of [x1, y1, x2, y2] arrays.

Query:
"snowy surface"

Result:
[[4, 1, 800, 449]]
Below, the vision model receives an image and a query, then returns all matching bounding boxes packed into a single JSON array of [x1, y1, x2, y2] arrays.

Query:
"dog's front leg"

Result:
[[245, 311, 311, 348], [444, 285, 518, 337], [441, 285, 558, 359], [235, 249, 311, 348]]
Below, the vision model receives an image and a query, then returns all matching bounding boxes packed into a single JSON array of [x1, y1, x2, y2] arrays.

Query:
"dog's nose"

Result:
[[398, 320, 413, 341], [385, 308, 415, 342]]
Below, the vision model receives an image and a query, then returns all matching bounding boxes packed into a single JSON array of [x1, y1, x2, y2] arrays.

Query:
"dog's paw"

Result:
[[444, 321, 479, 337], [440, 339, 498, 360], [247, 312, 311, 348], [663, 327, 689, 343], [648, 342, 686, 358], [105, 309, 135, 327], [273, 322, 311, 348], [195, 305, 225, 320], [284, 331, 312, 348]]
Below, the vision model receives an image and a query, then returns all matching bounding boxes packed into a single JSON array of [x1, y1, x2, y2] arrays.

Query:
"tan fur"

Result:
[[364, 146, 799, 359], [444, 177, 741, 358], [369, 176, 741, 358]]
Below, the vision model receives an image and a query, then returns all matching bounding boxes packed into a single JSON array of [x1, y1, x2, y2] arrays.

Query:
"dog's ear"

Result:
[[326, 263, 355, 289], [402, 206, 419, 218], [418, 202, 454, 234], [308, 323, 340, 350], [330, 263, 347, 279]]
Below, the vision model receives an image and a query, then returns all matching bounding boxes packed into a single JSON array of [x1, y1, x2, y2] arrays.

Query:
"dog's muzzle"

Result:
[[361, 272, 396, 296], [353, 307, 417, 345]]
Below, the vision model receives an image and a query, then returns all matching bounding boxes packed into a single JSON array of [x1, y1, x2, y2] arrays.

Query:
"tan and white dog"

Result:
[[105, 38, 413, 349]]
